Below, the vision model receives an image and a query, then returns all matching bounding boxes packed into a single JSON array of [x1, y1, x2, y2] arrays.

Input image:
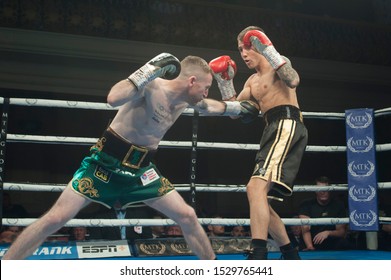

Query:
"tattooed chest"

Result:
[[152, 102, 173, 124]]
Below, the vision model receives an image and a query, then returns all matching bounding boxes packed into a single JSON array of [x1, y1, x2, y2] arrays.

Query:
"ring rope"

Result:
[[0, 98, 197, 117], [373, 107, 391, 117], [3, 182, 391, 192], [6, 134, 391, 152], [2, 97, 391, 118], [6, 98, 116, 110], [2, 217, 389, 227]]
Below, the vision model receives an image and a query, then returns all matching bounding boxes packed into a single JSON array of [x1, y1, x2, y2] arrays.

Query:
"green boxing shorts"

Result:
[[71, 147, 175, 208]]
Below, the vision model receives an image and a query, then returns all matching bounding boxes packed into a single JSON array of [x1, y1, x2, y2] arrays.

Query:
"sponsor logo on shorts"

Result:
[[94, 166, 112, 183], [253, 164, 266, 176], [258, 168, 266, 176], [158, 178, 174, 196], [77, 177, 99, 198], [140, 168, 160, 186]]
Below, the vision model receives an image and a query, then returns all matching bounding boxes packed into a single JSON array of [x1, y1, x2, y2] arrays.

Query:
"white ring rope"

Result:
[[0, 98, 195, 116], [3, 98, 391, 152], [373, 107, 391, 117], [6, 134, 391, 152], [3, 182, 391, 192], [2, 97, 391, 118], [1, 217, 390, 227], [0, 217, 349, 227], [6, 98, 116, 110]]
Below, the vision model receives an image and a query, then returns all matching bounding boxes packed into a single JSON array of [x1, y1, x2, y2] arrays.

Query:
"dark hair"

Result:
[[315, 176, 330, 185]]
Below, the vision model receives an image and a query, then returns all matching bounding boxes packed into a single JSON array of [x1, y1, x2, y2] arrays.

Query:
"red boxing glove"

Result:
[[243, 30, 272, 49], [209, 55, 237, 80], [243, 30, 286, 70], [209, 56, 237, 100]]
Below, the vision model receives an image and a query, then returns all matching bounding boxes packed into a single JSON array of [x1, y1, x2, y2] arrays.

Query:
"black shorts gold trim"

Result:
[[263, 105, 303, 125], [252, 105, 308, 197]]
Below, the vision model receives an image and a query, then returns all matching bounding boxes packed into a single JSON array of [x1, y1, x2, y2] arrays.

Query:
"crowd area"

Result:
[[0, 0, 390, 66]]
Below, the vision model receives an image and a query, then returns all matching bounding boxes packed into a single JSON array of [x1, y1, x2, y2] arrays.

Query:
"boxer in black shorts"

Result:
[[252, 105, 307, 199], [210, 26, 308, 259]]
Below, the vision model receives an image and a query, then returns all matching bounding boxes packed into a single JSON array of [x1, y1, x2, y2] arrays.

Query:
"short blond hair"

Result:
[[180, 55, 212, 77]]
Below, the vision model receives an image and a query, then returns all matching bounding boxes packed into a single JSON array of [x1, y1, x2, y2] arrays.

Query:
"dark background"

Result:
[[1, 0, 390, 219]]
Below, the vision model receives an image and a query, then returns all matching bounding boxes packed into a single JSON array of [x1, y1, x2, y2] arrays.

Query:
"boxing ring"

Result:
[[1, 97, 391, 260]]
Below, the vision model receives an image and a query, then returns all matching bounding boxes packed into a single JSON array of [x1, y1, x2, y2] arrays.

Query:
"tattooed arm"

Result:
[[276, 56, 300, 89]]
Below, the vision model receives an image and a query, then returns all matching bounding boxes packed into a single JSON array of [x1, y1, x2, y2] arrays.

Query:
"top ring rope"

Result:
[[1, 97, 116, 111], [0, 97, 192, 116], [2, 97, 390, 118]]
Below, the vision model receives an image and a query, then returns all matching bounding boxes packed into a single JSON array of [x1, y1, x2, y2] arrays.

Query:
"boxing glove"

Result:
[[223, 100, 260, 123], [243, 30, 286, 70], [209, 56, 237, 100], [128, 53, 181, 90]]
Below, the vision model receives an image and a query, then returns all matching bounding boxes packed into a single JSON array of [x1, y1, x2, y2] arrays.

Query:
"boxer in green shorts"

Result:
[[71, 128, 175, 208], [4, 53, 259, 260]]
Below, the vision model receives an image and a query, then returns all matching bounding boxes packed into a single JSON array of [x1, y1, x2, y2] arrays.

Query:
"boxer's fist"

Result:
[[128, 53, 181, 90], [209, 56, 237, 100], [223, 100, 260, 123], [239, 100, 260, 123], [243, 30, 272, 51], [209, 55, 237, 80], [243, 30, 286, 70]]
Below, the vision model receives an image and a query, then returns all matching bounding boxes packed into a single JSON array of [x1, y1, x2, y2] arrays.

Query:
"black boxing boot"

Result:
[[245, 239, 268, 260], [245, 247, 268, 260], [280, 245, 301, 260]]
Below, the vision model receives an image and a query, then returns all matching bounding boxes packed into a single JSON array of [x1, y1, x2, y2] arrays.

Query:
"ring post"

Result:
[[189, 110, 199, 209], [345, 108, 379, 249], [0, 98, 10, 228]]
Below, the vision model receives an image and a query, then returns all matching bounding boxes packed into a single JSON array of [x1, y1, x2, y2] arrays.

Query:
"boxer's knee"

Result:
[[176, 205, 197, 227]]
